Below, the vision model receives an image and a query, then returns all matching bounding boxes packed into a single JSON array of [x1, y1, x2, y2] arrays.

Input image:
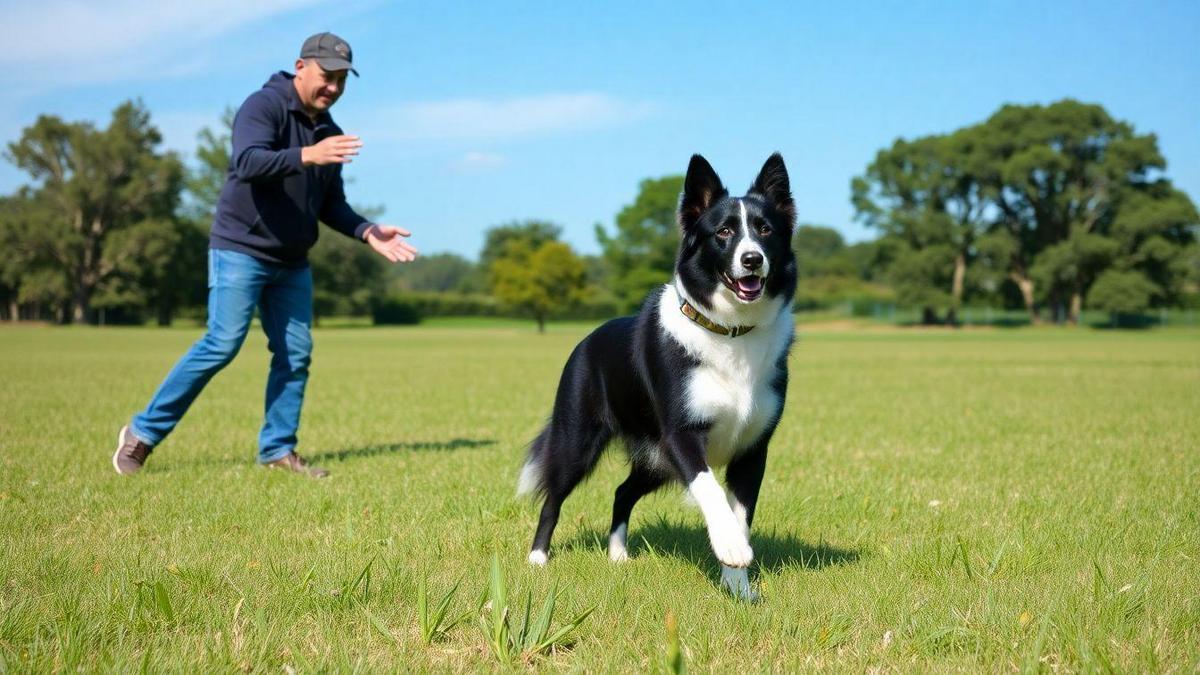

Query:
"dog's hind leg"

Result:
[[528, 423, 610, 566], [608, 466, 666, 562]]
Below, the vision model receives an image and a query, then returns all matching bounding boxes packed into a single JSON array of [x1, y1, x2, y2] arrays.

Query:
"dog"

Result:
[[517, 153, 796, 600]]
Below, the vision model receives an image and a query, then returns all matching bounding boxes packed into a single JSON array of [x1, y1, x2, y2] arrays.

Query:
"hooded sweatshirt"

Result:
[[209, 71, 372, 267]]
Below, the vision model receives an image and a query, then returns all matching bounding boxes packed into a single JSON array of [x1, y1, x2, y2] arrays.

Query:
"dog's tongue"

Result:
[[736, 276, 763, 293]]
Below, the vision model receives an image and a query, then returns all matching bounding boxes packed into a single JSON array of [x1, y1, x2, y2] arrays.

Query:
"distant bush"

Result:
[[371, 296, 422, 325], [794, 276, 895, 311]]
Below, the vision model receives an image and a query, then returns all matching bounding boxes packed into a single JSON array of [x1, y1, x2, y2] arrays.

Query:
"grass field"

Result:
[[1, 320, 1198, 672]]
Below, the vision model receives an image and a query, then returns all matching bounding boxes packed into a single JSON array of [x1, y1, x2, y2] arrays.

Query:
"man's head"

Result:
[[294, 32, 357, 115]]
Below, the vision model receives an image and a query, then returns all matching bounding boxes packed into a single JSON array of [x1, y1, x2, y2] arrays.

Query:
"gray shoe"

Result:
[[265, 452, 330, 479], [113, 425, 153, 475]]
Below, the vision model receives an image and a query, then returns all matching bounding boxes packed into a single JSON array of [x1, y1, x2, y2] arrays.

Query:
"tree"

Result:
[[976, 100, 1174, 323], [852, 130, 989, 324], [479, 220, 562, 273], [0, 190, 66, 320], [793, 224, 855, 278], [1087, 269, 1159, 324], [4, 101, 184, 323], [388, 252, 477, 293], [309, 204, 387, 323], [1107, 182, 1198, 307], [595, 175, 684, 312], [490, 239, 586, 332]]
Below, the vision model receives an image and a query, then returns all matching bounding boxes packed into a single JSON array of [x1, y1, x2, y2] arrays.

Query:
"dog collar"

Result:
[[679, 298, 755, 338]]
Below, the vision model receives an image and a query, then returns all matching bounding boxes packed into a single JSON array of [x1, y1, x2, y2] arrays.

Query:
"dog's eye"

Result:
[[716, 227, 733, 239], [758, 224, 772, 237]]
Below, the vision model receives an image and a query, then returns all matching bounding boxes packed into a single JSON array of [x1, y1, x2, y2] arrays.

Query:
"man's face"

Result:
[[294, 59, 348, 113]]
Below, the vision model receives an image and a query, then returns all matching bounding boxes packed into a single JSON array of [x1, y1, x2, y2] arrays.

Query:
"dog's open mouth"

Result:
[[721, 272, 765, 302]]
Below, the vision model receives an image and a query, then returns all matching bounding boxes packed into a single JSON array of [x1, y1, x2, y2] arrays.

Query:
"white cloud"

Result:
[[11, 0, 323, 90], [365, 93, 656, 143], [450, 151, 507, 172]]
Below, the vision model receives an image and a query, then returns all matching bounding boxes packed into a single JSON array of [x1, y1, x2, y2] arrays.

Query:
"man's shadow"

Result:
[[305, 438, 496, 463], [558, 516, 860, 580]]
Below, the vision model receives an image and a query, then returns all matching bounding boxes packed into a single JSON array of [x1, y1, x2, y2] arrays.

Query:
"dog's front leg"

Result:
[[664, 433, 753, 570], [719, 443, 769, 601]]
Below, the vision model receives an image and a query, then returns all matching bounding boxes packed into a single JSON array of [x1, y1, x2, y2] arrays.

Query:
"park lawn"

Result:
[[0, 322, 1197, 672]]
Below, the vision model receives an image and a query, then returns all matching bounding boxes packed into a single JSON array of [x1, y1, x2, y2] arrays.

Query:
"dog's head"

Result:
[[675, 153, 797, 313]]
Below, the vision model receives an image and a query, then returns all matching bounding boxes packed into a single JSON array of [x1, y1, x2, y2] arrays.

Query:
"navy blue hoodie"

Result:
[[209, 72, 372, 267]]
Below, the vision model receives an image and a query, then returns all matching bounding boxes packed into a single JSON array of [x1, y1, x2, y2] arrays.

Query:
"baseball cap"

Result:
[[300, 32, 359, 76]]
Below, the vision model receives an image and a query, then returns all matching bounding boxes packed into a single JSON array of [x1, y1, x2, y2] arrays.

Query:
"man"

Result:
[[113, 32, 416, 478]]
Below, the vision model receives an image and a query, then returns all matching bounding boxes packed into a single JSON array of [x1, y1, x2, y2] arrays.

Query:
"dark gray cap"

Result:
[[300, 32, 358, 76]]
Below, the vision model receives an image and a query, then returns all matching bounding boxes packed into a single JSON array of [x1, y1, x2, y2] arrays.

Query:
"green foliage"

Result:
[[388, 252, 478, 293], [181, 108, 234, 224], [310, 225, 387, 323], [478, 220, 562, 274], [1086, 269, 1159, 317], [3, 101, 186, 323], [490, 238, 587, 332], [370, 295, 422, 325], [477, 554, 595, 664], [417, 573, 463, 645], [852, 98, 1199, 323], [596, 175, 684, 311]]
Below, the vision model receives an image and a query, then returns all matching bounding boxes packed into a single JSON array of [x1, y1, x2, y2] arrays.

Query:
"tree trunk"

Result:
[[950, 252, 966, 327], [156, 302, 173, 327], [921, 307, 939, 325], [536, 314, 546, 333], [1068, 290, 1082, 326], [7, 299, 16, 322], [71, 288, 90, 324], [1011, 273, 1038, 324]]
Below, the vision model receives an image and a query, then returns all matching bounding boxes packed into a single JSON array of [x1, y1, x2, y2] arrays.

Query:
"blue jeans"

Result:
[[131, 249, 313, 463]]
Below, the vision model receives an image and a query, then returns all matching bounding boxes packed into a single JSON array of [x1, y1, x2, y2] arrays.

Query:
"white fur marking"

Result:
[[732, 200, 768, 279], [688, 470, 753, 568], [608, 523, 629, 562], [660, 283, 791, 467], [516, 459, 540, 496], [528, 549, 548, 566]]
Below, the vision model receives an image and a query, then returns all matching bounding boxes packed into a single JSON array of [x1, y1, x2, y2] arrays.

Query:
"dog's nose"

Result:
[[741, 251, 763, 271]]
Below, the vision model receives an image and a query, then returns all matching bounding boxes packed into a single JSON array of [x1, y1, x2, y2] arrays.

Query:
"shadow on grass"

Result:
[[307, 438, 496, 463], [559, 516, 860, 577]]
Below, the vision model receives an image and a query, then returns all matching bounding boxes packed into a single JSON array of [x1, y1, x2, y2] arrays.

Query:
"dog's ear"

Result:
[[679, 154, 728, 231], [749, 152, 795, 226]]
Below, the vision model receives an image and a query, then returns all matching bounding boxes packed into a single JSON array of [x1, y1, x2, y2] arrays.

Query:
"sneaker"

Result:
[[113, 425, 153, 475], [264, 452, 330, 479]]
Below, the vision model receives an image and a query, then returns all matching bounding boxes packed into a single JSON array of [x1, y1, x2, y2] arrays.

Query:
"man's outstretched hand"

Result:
[[364, 224, 418, 263], [302, 135, 362, 166]]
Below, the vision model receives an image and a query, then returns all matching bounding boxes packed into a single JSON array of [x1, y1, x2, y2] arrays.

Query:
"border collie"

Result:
[[516, 153, 796, 600]]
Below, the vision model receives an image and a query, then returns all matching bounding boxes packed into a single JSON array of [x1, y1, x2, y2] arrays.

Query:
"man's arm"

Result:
[[318, 140, 418, 263], [229, 92, 304, 181], [319, 168, 373, 241]]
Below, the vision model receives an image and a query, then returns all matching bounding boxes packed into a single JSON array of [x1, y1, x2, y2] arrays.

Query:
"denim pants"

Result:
[[131, 249, 313, 463]]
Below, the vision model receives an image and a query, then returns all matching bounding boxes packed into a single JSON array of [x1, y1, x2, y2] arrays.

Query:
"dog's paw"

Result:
[[709, 523, 754, 568], [720, 565, 759, 602], [528, 549, 548, 567], [608, 525, 630, 562]]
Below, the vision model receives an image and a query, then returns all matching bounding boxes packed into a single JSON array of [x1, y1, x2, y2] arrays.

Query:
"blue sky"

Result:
[[4, 1, 1198, 260]]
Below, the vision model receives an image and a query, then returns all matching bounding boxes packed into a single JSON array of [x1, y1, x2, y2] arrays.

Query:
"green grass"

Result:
[[1, 322, 1197, 671]]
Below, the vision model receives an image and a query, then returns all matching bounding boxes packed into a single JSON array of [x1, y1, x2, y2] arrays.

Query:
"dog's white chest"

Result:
[[658, 283, 792, 468], [685, 344, 781, 467]]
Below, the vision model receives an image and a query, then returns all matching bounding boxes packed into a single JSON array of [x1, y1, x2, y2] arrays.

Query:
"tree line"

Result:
[[1, 99, 1196, 328]]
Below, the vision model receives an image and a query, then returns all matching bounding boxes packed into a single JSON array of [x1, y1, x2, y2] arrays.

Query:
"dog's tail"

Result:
[[516, 429, 548, 499]]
